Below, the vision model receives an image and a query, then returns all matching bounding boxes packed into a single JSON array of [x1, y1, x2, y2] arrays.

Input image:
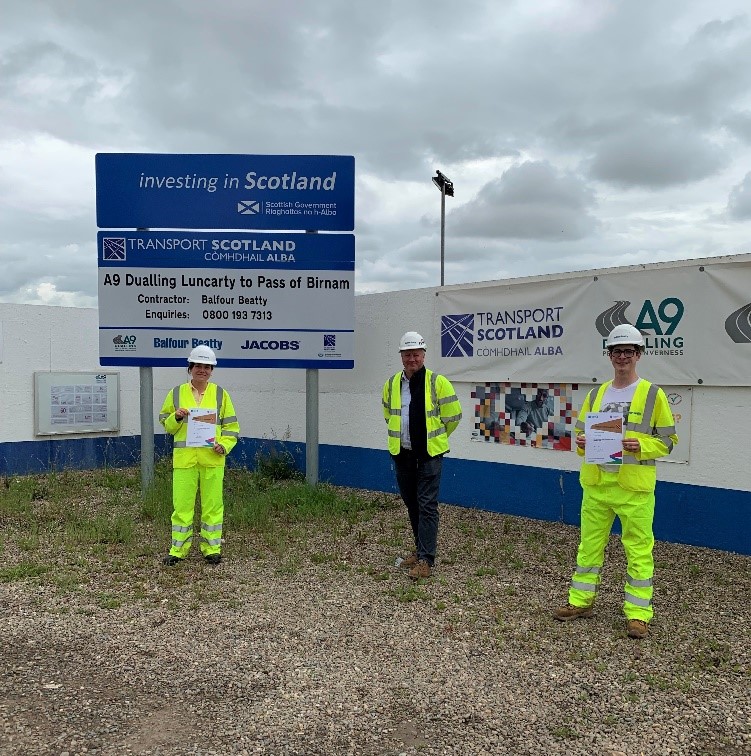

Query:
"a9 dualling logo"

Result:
[[596, 298, 684, 355], [112, 334, 137, 352]]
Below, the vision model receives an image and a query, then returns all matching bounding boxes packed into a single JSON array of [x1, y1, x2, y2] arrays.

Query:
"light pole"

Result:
[[432, 170, 454, 286]]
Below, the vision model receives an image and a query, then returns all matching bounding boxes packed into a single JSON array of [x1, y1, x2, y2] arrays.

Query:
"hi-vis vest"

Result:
[[575, 379, 677, 492], [382, 369, 462, 457], [159, 383, 240, 468]]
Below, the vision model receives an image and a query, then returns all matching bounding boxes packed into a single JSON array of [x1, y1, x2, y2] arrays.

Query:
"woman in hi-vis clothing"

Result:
[[159, 345, 240, 566]]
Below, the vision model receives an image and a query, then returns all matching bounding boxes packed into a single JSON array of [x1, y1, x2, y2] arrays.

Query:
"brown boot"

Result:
[[408, 559, 432, 580], [553, 603, 594, 621], [400, 552, 418, 568], [627, 619, 649, 639]]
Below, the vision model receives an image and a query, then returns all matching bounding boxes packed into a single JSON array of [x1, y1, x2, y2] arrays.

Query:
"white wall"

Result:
[[1, 288, 749, 494]]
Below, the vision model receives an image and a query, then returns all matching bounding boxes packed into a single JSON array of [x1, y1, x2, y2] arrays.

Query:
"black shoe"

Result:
[[204, 554, 222, 565], [163, 555, 183, 566]]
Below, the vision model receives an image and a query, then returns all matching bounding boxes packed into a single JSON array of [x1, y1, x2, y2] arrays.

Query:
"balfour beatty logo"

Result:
[[595, 298, 685, 351], [154, 338, 223, 350]]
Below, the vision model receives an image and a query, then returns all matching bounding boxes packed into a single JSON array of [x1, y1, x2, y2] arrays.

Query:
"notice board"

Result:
[[34, 372, 120, 435]]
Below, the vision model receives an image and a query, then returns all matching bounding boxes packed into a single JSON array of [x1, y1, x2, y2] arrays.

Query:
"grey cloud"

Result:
[[587, 121, 726, 188], [728, 172, 751, 219], [449, 161, 598, 241], [724, 111, 751, 143], [692, 15, 749, 41]]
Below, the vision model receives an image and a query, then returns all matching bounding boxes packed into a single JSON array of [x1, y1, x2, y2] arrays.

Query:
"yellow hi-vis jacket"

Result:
[[159, 383, 240, 468], [575, 379, 677, 492], [382, 369, 462, 457]]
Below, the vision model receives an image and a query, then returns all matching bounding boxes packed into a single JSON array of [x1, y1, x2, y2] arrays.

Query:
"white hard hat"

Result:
[[188, 345, 217, 365], [399, 331, 426, 351], [605, 324, 645, 348]]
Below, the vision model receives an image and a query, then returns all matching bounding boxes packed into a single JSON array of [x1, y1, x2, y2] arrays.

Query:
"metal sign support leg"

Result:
[[140, 366, 154, 494], [305, 368, 319, 485]]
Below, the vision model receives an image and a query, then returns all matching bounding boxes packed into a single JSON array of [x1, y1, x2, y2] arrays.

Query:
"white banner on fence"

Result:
[[435, 256, 751, 386]]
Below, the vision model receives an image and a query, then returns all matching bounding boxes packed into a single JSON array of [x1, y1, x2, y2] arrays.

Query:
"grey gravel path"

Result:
[[1, 492, 749, 755]]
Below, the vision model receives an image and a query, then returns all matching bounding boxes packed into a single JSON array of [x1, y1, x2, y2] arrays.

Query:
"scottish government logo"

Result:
[[441, 314, 474, 357]]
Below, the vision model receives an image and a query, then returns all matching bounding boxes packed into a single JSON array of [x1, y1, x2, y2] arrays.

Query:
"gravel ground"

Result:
[[1, 489, 749, 755]]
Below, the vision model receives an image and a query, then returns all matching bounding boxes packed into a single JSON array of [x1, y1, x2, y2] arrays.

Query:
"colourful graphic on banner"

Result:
[[471, 382, 577, 451]]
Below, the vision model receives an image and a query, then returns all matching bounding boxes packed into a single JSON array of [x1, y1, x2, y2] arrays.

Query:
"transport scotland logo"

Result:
[[441, 314, 474, 357], [102, 237, 126, 260]]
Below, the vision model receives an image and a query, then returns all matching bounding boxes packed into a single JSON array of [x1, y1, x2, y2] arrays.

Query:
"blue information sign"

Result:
[[96, 153, 354, 231], [97, 231, 355, 369]]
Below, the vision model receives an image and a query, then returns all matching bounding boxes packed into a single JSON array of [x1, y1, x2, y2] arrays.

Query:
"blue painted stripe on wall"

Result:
[[0, 437, 747, 555]]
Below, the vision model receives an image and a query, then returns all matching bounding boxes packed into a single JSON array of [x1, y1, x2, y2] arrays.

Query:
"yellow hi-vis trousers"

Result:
[[569, 471, 655, 622], [168, 466, 225, 558]]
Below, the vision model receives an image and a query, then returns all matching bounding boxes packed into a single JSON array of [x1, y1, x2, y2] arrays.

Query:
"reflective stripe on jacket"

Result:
[[575, 379, 677, 492], [159, 383, 240, 468], [382, 368, 462, 457]]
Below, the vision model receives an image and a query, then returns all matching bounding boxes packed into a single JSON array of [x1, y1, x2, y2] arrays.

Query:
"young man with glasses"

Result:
[[553, 324, 678, 638]]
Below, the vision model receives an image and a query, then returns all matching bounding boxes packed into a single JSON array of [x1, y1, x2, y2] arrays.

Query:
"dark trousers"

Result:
[[393, 450, 443, 566]]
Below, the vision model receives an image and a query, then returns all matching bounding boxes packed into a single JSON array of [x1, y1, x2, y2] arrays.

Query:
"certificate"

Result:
[[186, 407, 217, 448], [584, 412, 623, 464]]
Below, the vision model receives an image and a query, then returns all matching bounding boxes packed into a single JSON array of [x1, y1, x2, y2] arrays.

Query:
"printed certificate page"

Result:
[[584, 412, 623, 464], [186, 407, 217, 448]]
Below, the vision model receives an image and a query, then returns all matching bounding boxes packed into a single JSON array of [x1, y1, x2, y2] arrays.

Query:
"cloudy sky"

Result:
[[2, 0, 751, 306]]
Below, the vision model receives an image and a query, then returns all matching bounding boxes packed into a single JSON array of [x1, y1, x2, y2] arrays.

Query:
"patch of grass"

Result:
[[389, 585, 431, 603], [252, 431, 304, 482], [50, 572, 84, 594], [65, 513, 135, 545], [17, 529, 41, 552], [310, 552, 335, 564], [688, 637, 734, 670], [229, 480, 375, 533], [474, 566, 497, 577], [0, 562, 51, 582], [365, 568, 390, 581], [276, 555, 301, 575], [97, 593, 123, 610], [464, 577, 485, 597], [550, 726, 579, 739], [642, 673, 672, 691], [525, 531, 546, 546]]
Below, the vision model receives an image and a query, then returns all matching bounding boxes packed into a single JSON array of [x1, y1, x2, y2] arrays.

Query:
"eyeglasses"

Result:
[[610, 348, 637, 357]]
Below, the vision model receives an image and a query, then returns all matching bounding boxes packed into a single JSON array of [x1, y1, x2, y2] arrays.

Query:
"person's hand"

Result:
[[520, 422, 531, 434], [623, 437, 641, 454], [213, 443, 226, 455], [175, 407, 188, 421], [575, 434, 586, 449]]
